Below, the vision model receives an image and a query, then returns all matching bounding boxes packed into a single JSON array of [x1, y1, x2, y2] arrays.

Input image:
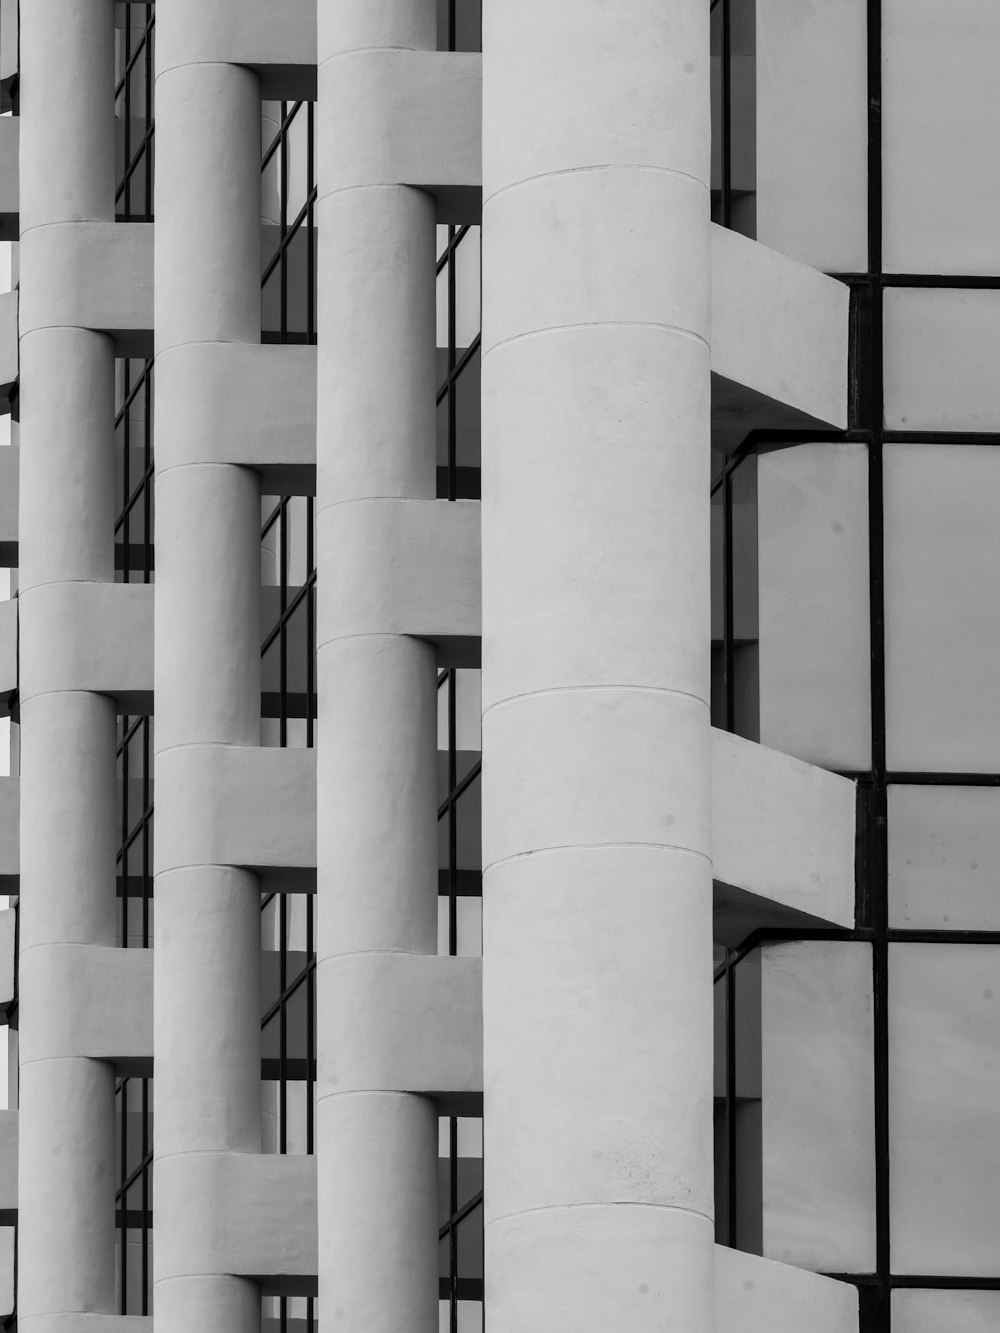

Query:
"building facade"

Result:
[[0, 1, 996, 1331]]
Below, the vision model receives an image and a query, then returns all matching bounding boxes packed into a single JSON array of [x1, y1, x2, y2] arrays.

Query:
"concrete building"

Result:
[[0, 1, 995, 1331]]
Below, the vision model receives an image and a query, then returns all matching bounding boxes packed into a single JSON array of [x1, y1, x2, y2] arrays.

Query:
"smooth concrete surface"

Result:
[[18, 1059, 115, 1315], [758, 442, 872, 772], [153, 868, 261, 1154], [18, 329, 114, 592], [156, 1152, 318, 1284], [711, 728, 856, 940], [156, 343, 317, 492], [320, 50, 481, 209], [154, 27, 267, 1333], [710, 224, 849, 444], [319, 498, 480, 644], [761, 941, 877, 1273], [318, 1092, 436, 1324], [715, 1245, 858, 1332], [884, 288, 1000, 431], [18, 694, 116, 951], [488, 1207, 715, 1333], [318, 953, 482, 1101], [18, 0, 113, 232], [481, 3, 714, 1327], [756, 0, 868, 273], [17, 223, 153, 346], [154, 744, 316, 874], [154, 464, 261, 754], [317, 4, 441, 1330], [156, 0, 316, 96], [18, 581, 152, 705], [18, 945, 151, 1066], [17, 133, 119, 1303], [154, 63, 260, 353], [883, 444, 1000, 772], [18, 1321, 152, 1333], [883, 0, 1000, 274]]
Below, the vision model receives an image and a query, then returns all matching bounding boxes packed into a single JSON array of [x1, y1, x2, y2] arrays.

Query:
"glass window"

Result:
[[114, 4, 155, 221], [894, 1290, 1000, 1333], [884, 289, 1000, 432], [889, 784, 1000, 930], [761, 941, 876, 1273], [884, 444, 1000, 773], [755, 0, 867, 271], [889, 943, 1000, 1276], [261, 100, 317, 344], [757, 442, 871, 771], [883, 0, 1000, 274], [710, 0, 756, 238]]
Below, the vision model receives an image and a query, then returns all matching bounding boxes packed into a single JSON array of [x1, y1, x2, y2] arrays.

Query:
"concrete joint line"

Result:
[[482, 682, 710, 720], [482, 842, 714, 876], [482, 320, 710, 360], [483, 162, 710, 209], [484, 1200, 716, 1230]]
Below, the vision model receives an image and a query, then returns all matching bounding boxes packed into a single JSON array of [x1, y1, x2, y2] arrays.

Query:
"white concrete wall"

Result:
[[316, 5, 441, 1332], [17, 0, 119, 1320], [481, 2, 715, 1329], [153, 10, 264, 1331]]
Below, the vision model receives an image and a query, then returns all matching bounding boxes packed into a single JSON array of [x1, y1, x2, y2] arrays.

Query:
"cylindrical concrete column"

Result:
[[17, 0, 119, 1320], [153, 25, 262, 1333], [316, 3, 439, 1330], [481, 3, 715, 1330]]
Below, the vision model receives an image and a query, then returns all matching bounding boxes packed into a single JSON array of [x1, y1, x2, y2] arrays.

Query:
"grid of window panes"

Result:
[[262, 99, 316, 345], [436, 10, 483, 1329], [437, 669, 483, 1333], [114, 357, 154, 1316], [114, 3, 154, 221], [260, 98, 319, 1333], [710, 3, 1000, 1328]]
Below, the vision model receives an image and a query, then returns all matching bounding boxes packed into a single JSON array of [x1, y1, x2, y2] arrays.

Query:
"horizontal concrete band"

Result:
[[710, 223, 849, 436], [318, 50, 481, 198], [155, 744, 315, 875], [16, 580, 345, 709], [18, 223, 152, 347], [155, 1151, 317, 1283], [156, 0, 316, 95], [714, 1245, 858, 1333], [317, 498, 480, 646], [17, 1320, 152, 1333], [18, 582, 152, 705], [711, 729, 856, 940], [18, 944, 151, 1067], [317, 952, 482, 1101], [156, 343, 316, 491]]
